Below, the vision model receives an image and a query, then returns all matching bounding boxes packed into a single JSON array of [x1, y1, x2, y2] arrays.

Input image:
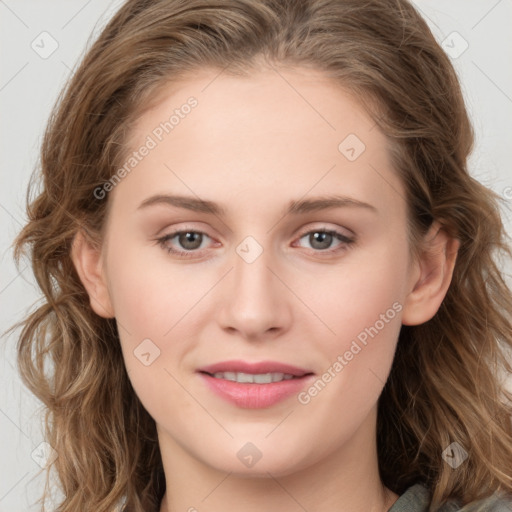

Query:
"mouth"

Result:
[[201, 371, 298, 384], [197, 360, 315, 409]]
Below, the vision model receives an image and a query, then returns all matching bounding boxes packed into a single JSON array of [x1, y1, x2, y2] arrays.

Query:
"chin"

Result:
[[202, 445, 315, 479]]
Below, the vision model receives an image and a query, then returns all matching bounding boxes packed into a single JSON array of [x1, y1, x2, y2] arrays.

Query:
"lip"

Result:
[[198, 359, 312, 377], [197, 360, 315, 409]]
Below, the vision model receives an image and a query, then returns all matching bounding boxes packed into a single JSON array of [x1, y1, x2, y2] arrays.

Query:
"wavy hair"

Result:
[[12, 0, 512, 510]]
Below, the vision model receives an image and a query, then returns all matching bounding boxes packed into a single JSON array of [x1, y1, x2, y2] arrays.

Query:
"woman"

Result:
[[13, 0, 512, 510]]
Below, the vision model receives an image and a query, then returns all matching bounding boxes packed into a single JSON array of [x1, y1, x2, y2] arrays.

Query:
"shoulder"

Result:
[[388, 483, 430, 512], [389, 483, 512, 512], [459, 494, 512, 512]]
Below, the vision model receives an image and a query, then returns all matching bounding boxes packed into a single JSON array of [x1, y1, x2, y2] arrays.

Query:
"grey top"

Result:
[[389, 483, 512, 512]]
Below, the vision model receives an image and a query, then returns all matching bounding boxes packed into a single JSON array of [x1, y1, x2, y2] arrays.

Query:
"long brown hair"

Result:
[[12, 0, 512, 510]]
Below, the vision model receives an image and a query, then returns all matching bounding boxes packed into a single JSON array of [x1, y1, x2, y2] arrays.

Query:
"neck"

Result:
[[160, 482, 397, 512], [157, 406, 399, 512]]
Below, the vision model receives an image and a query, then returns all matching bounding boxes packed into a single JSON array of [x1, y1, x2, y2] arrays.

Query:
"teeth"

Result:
[[212, 371, 296, 383]]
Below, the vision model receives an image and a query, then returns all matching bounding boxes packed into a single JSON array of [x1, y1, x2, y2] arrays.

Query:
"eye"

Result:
[[157, 230, 215, 257], [294, 229, 354, 252], [174, 231, 205, 250], [156, 227, 354, 259]]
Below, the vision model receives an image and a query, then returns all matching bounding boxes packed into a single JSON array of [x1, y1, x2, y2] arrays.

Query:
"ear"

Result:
[[401, 222, 460, 326], [70, 230, 115, 319]]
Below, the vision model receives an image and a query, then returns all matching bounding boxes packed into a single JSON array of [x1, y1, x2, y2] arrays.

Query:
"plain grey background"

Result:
[[1, 1, 511, 510]]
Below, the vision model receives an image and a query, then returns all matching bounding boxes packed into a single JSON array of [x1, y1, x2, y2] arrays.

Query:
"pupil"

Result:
[[179, 232, 202, 250], [310, 232, 332, 250]]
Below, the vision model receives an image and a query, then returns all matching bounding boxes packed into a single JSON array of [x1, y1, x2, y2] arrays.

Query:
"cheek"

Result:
[[301, 237, 408, 346], [104, 240, 209, 339], [101, 242, 195, 385], [105, 251, 202, 419], [294, 238, 408, 403]]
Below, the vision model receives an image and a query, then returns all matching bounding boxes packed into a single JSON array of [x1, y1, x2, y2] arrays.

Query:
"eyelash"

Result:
[[156, 227, 355, 259]]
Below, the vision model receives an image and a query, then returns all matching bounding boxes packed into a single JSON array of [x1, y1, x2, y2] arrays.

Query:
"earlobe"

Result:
[[70, 230, 115, 319], [401, 223, 460, 326]]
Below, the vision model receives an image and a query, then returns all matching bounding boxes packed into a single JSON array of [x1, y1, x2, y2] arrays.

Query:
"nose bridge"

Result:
[[233, 245, 272, 298], [216, 238, 291, 337]]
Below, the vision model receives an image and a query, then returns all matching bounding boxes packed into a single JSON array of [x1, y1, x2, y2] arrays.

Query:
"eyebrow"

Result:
[[288, 195, 377, 214], [137, 194, 224, 215], [136, 194, 378, 216]]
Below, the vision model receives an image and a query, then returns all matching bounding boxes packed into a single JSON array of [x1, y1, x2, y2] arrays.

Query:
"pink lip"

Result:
[[197, 360, 315, 409], [198, 359, 312, 377]]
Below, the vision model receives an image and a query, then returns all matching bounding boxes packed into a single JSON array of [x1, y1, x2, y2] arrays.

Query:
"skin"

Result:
[[72, 66, 459, 512]]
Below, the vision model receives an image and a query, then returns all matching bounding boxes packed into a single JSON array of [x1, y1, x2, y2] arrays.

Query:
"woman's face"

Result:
[[86, 67, 423, 476]]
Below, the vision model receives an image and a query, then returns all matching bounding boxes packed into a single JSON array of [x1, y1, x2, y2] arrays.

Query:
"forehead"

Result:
[[129, 66, 379, 151], [111, 66, 405, 219]]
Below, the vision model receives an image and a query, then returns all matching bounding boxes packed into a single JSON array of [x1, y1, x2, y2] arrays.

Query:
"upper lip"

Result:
[[198, 360, 313, 377]]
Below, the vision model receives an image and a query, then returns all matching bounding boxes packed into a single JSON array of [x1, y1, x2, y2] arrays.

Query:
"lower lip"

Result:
[[198, 373, 314, 409]]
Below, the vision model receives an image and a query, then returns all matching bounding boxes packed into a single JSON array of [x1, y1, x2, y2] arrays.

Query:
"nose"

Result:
[[216, 245, 293, 341]]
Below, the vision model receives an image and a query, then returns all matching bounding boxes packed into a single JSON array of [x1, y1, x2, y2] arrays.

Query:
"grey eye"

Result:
[[308, 232, 334, 250], [177, 232, 203, 250]]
